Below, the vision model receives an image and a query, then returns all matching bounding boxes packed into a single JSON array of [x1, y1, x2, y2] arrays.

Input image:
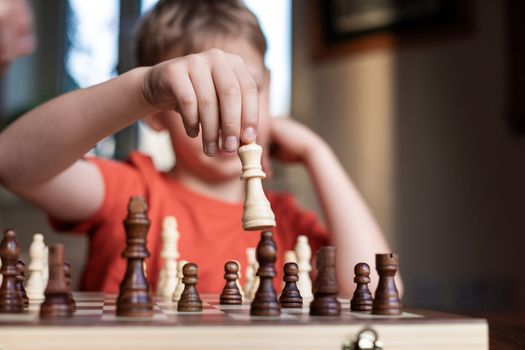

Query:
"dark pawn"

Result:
[[16, 260, 29, 307], [64, 261, 76, 312], [309, 246, 341, 316], [220, 261, 242, 305], [350, 263, 373, 312], [250, 231, 281, 316], [279, 262, 303, 308], [177, 263, 203, 312], [0, 229, 24, 313], [40, 244, 74, 318], [372, 253, 402, 315], [116, 196, 154, 317]]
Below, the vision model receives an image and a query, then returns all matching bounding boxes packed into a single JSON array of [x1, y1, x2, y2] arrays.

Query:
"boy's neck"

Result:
[[169, 165, 244, 204]]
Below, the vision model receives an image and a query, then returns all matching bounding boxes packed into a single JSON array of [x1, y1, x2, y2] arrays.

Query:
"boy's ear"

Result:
[[143, 112, 166, 132]]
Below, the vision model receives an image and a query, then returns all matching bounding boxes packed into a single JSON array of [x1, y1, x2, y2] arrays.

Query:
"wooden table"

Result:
[[476, 311, 525, 350]]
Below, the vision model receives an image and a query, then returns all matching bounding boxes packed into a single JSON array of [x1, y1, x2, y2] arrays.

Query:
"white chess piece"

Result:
[[238, 142, 276, 231], [295, 235, 313, 299], [243, 247, 259, 300], [41, 245, 49, 287], [172, 260, 188, 302], [25, 233, 46, 299], [157, 216, 180, 297], [284, 250, 297, 264]]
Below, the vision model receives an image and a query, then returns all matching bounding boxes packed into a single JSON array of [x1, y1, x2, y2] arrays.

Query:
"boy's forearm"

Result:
[[304, 141, 400, 296], [0, 67, 154, 189]]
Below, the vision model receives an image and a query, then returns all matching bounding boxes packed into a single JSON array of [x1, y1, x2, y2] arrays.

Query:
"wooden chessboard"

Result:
[[0, 292, 488, 350]]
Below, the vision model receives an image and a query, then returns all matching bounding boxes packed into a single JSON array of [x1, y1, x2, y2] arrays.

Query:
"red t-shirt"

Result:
[[51, 152, 329, 293]]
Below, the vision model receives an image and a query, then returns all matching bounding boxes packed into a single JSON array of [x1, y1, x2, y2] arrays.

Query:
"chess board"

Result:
[[0, 293, 488, 350]]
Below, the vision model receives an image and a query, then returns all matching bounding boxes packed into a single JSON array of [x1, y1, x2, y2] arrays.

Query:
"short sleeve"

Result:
[[49, 156, 147, 234], [269, 192, 330, 254]]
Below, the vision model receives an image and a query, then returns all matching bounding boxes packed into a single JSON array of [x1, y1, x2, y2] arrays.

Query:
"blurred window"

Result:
[[65, 0, 121, 158]]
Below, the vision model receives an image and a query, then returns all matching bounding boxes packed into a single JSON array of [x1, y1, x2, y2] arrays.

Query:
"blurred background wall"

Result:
[[289, 0, 525, 312], [1, 0, 524, 312]]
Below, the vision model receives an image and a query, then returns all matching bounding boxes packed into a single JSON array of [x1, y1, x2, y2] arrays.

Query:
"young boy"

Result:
[[0, 0, 395, 296]]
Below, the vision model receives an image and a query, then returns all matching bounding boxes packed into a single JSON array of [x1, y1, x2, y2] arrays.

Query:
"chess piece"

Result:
[[157, 216, 180, 297], [40, 244, 74, 318], [309, 246, 341, 316], [250, 231, 280, 316], [177, 263, 202, 312], [372, 254, 402, 316], [26, 233, 46, 300], [350, 263, 373, 312], [172, 260, 188, 302], [238, 142, 276, 230], [0, 229, 24, 313], [279, 262, 303, 308], [116, 196, 154, 317], [295, 235, 313, 299], [42, 245, 49, 288], [220, 261, 242, 305], [243, 248, 258, 300], [284, 250, 297, 264], [16, 260, 29, 307], [64, 261, 76, 312], [233, 260, 244, 298]]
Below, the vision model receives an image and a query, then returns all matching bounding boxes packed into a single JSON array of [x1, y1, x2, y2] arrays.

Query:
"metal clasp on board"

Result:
[[342, 328, 384, 350]]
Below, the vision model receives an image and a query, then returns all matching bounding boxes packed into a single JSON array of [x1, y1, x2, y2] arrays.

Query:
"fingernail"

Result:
[[205, 142, 218, 155], [188, 126, 199, 138], [224, 136, 238, 152], [242, 127, 256, 142]]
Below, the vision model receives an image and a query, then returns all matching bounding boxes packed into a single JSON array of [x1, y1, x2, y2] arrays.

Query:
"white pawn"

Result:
[[172, 260, 188, 302], [295, 235, 313, 299], [25, 233, 46, 300], [238, 142, 276, 231], [157, 216, 180, 297]]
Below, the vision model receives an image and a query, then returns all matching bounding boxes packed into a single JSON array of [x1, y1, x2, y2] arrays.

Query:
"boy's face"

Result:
[[151, 37, 270, 183]]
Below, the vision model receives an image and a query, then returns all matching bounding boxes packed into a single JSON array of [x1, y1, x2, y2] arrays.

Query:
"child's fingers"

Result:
[[232, 56, 259, 144], [211, 53, 242, 153], [188, 60, 220, 156], [170, 67, 199, 137]]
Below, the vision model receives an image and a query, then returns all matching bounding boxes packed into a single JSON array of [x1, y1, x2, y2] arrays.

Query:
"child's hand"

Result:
[[141, 49, 259, 152], [268, 117, 324, 164]]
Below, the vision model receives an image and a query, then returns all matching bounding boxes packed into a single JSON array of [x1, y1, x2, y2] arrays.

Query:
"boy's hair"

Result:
[[134, 0, 267, 67]]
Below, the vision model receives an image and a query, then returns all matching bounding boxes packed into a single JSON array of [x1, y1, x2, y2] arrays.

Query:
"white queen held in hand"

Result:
[[238, 142, 276, 231]]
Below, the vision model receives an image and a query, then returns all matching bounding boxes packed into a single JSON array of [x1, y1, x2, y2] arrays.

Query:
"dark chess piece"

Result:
[[250, 231, 281, 316], [279, 262, 303, 308], [16, 260, 29, 307], [350, 262, 373, 312], [40, 244, 74, 318], [220, 261, 242, 305], [64, 261, 76, 312], [177, 263, 203, 312], [0, 229, 24, 313], [117, 196, 154, 317], [309, 246, 341, 316], [372, 253, 402, 315]]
